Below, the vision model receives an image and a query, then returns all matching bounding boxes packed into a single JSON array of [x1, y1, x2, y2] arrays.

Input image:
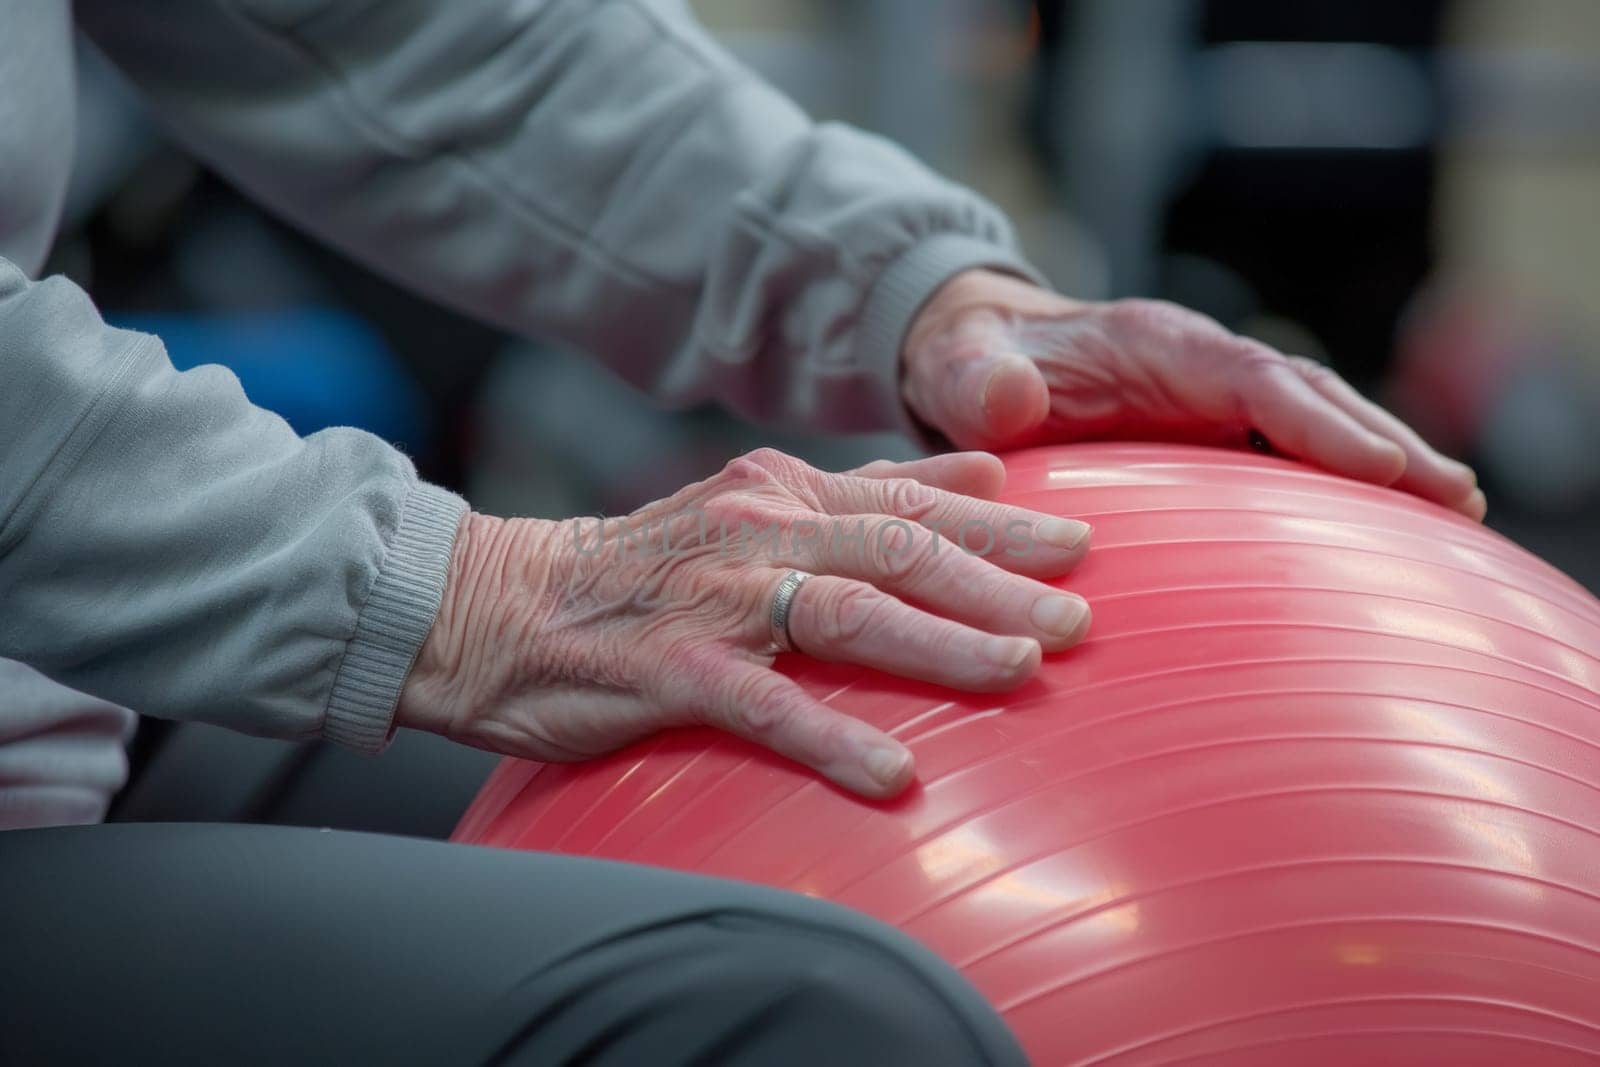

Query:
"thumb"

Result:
[[903, 313, 1050, 450]]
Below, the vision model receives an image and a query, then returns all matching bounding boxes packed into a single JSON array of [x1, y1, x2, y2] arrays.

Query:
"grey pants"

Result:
[[0, 824, 1026, 1066]]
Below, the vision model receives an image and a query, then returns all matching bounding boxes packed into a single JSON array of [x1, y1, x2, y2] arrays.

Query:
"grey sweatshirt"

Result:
[[0, 0, 1038, 829]]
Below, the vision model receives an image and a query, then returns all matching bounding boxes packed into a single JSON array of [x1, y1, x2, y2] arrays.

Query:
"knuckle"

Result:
[[1108, 297, 1220, 340], [658, 637, 722, 681], [815, 582, 887, 646], [1237, 340, 1289, 378], [735, 682, 791, 736], [1290, 354, 1337, 385], [868, 521, 927, 582], [654, 639, 729, 709], [743, 447, 809, 483], [706, 492, 771, 531], [884, 477, 937, 519], [744, 446, 788, 468], [718, 454, 779, 490], [747, 447, 828, 507], [1105, 297, 1171, 331]]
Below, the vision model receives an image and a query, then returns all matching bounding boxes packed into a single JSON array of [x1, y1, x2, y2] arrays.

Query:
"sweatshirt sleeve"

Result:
[[74, 0, 1045, 439], [0, 259, 466, 752]]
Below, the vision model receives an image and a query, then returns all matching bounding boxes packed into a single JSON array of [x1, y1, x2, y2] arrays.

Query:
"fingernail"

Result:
[[1031, 594, 1087, 637], [865, 746, 912, 788], [978, 354, 1040, 421], [1035, 518, 1091, 549], [982, 635, 1033, 669], [1379, 440, 1408, 474]]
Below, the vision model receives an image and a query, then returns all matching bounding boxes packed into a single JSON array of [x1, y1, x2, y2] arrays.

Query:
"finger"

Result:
[[1288, 356, 1484, 519], [1237, 350, 1408, 487], [784, 575, 1041, 691], [738, 447, 1088, 576], [849, 451, 1006, 501], [695, 658, 915, 798], [901, 311, 1051, 450], [779, 514, 1092, 651], [811, 472, 1091, 579]]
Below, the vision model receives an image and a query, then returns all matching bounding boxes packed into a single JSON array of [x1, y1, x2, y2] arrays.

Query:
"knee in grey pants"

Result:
[[0, 823, 1026, 1066]]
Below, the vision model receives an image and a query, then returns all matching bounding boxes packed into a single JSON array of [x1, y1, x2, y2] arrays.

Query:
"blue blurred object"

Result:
[[109, 306, 431, 450]]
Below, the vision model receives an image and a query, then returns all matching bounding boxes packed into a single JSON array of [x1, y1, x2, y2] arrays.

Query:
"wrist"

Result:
[[903, 269, 1084, 366], [395, 511, 563, 738], [323, 481, 468, 753], [902, 269, 1008, 358]]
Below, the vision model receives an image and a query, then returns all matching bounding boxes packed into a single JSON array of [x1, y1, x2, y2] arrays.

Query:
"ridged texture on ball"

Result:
[[455, 443, 1600, 1066]]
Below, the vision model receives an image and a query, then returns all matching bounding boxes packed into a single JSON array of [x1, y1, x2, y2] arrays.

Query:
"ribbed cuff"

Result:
[[324, 480, 468, 753], [855, 233, 1049, 451]]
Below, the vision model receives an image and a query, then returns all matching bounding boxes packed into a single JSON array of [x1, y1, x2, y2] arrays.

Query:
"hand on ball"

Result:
[[902, 270, 1485, 520], [398, 449, 1090, 798]]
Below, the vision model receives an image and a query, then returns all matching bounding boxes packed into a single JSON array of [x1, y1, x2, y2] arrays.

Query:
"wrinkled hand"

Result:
[[903, 270, 1485, 520], [397, 449, 1091, 798]]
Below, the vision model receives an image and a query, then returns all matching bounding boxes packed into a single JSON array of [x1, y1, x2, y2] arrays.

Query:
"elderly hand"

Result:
[[397, 449, 1090, 798], [903, 269, 1486, 520]]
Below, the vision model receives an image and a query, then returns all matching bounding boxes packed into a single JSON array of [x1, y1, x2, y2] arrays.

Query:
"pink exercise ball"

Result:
[[455, 443, 1600, 1065]]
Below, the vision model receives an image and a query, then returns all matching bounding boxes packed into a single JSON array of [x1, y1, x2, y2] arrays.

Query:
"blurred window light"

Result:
[[1200, 42, 1434, 150], [1443, 48, 1600, 150]]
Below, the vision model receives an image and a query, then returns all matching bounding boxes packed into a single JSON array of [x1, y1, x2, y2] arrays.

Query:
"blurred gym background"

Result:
[[67, 0, 1600, 833]]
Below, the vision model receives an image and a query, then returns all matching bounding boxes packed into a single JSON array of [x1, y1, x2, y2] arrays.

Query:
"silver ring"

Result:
[[766, 569, 811, 654]]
